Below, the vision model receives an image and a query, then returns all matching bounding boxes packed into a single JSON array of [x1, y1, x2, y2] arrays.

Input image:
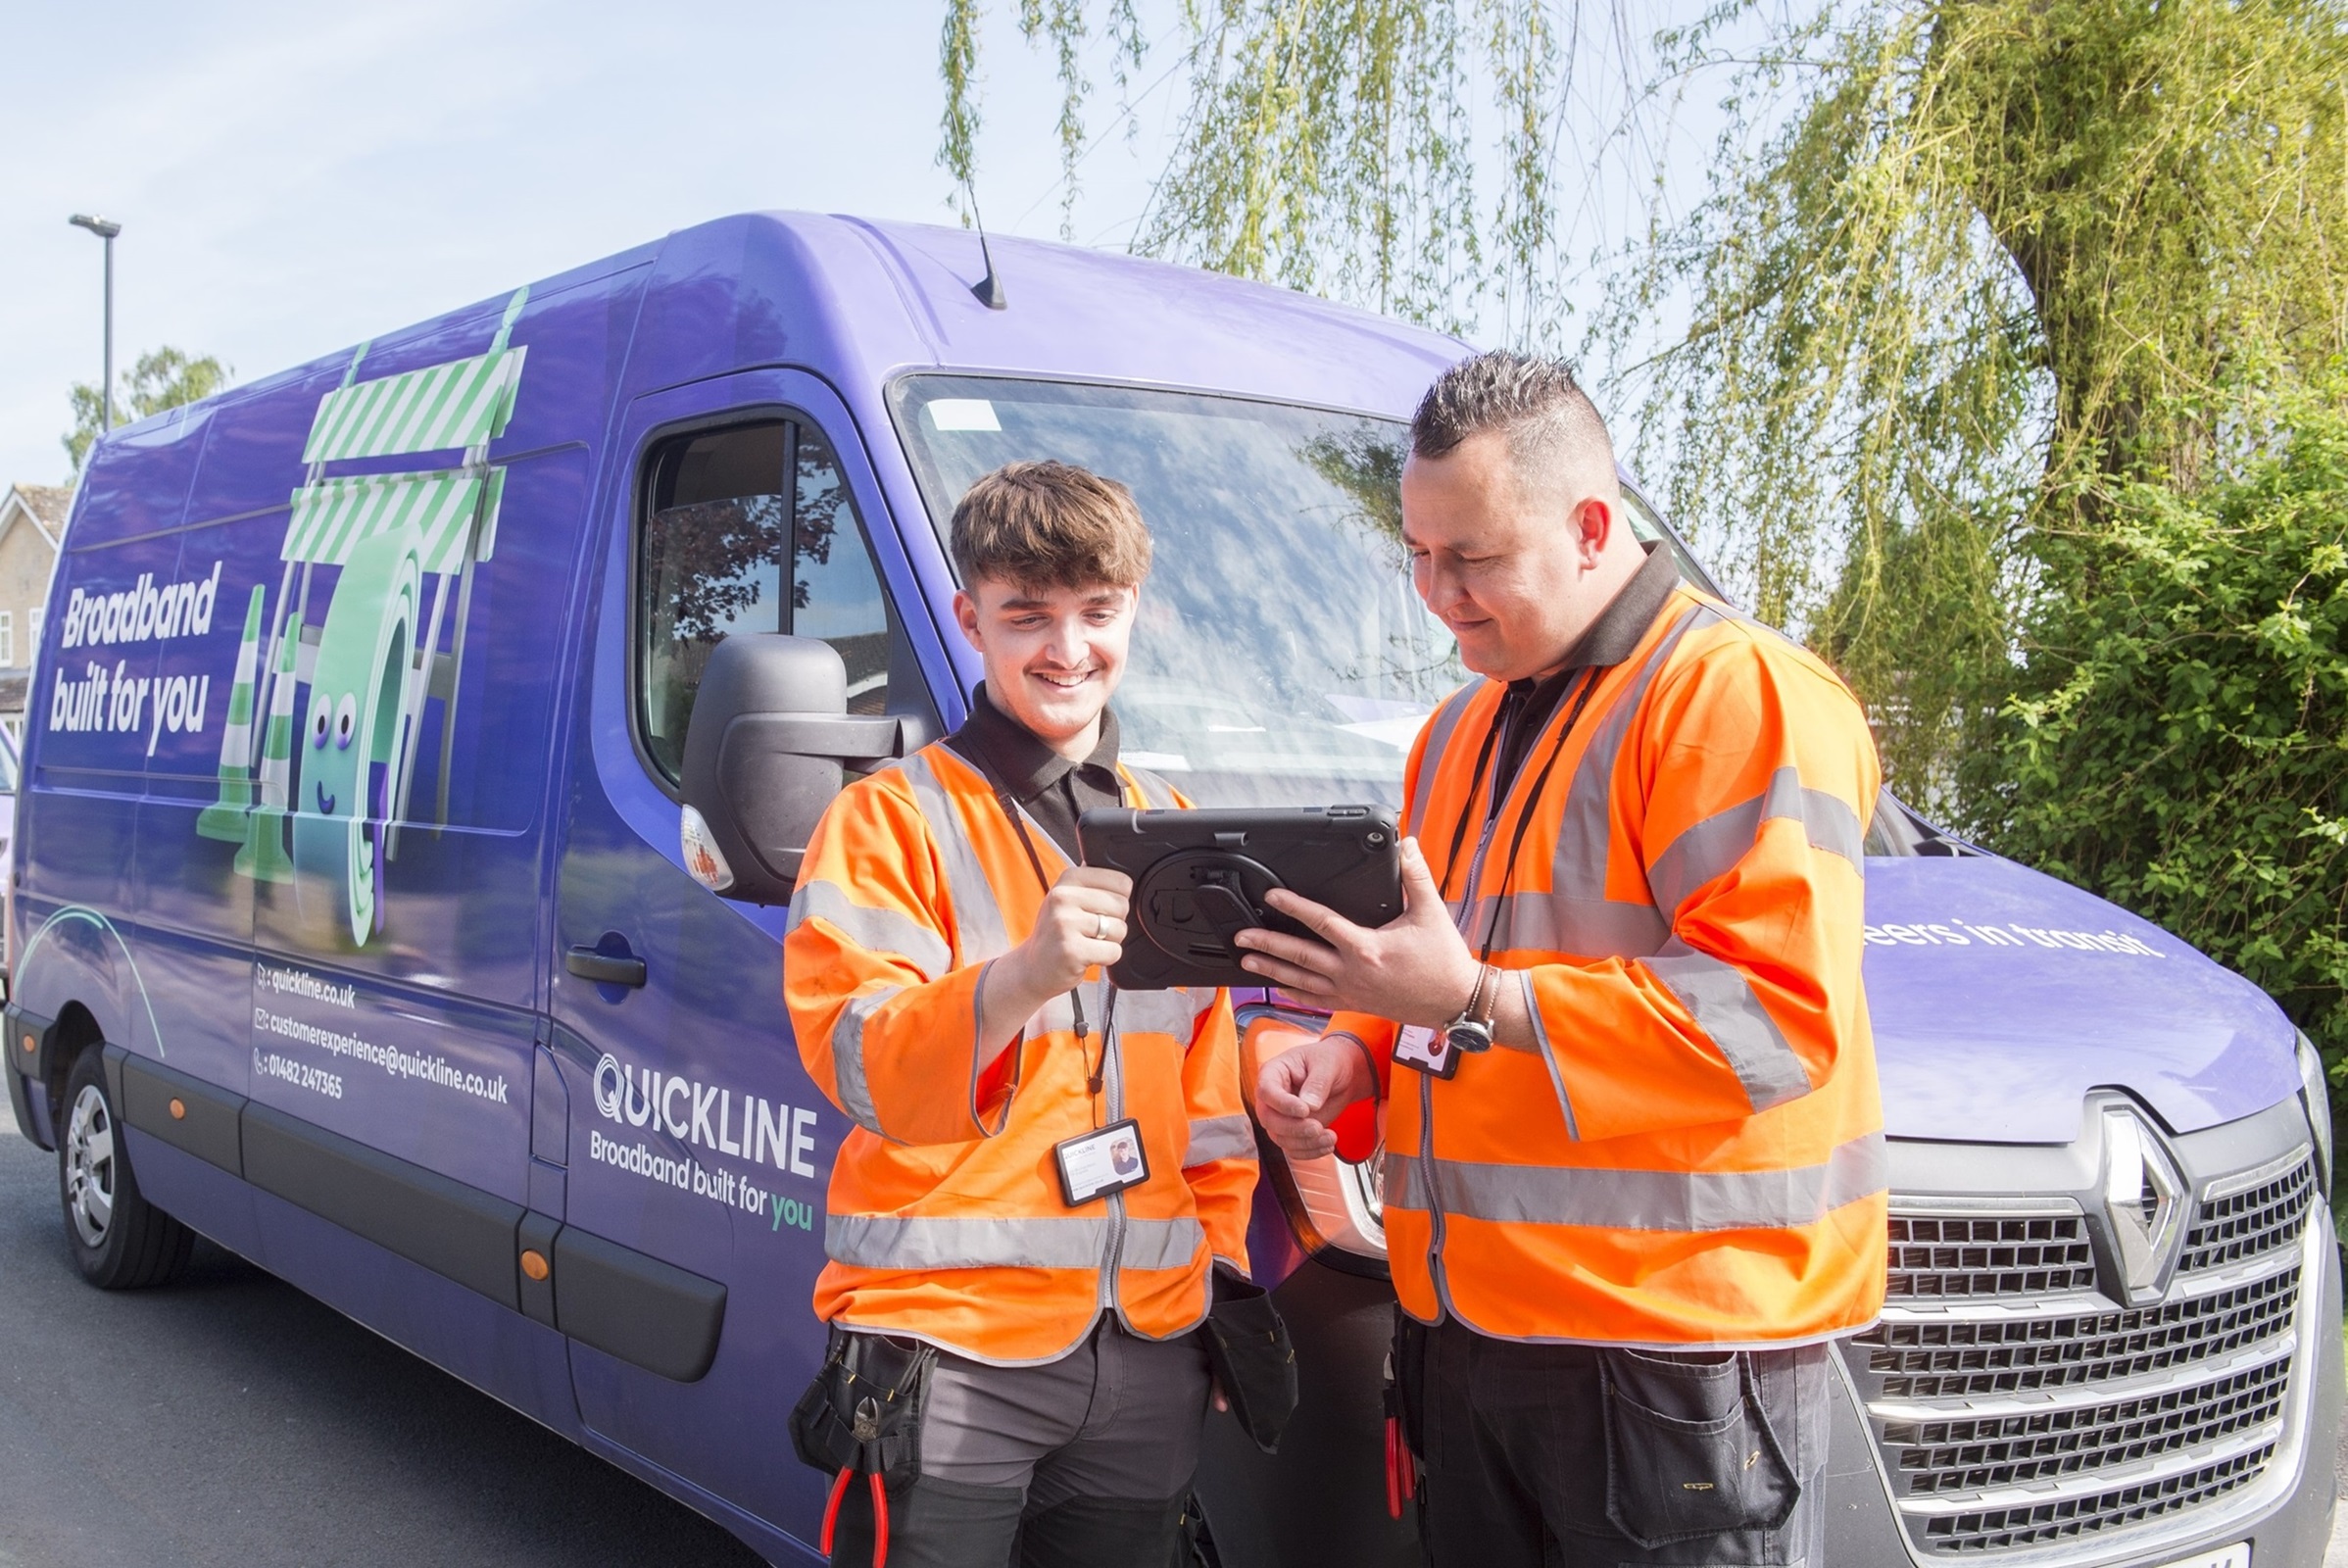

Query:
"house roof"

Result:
[[2, 484, 68, 551]]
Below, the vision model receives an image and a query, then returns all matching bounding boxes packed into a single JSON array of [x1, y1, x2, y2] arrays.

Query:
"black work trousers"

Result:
[[1395, 1316, 1834, 1568]]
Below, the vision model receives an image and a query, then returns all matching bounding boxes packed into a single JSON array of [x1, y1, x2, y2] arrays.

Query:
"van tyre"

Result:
[[58, 1050, 193, 1289]]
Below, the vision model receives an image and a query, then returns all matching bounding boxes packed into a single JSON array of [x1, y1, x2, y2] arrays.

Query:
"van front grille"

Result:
[[1848, 1155, 2315, 1557], [1884, 1352, 2290, 1495], [2177, 1156, 2315, 1276], [1884, 1213, 2098, 1300], [1918, 1443, 2275, 1553], [1863, 1265, 2299, 1399]]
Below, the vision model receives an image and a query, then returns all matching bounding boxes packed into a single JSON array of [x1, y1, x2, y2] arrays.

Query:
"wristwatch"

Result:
[[1442, 963, 1498, 1056]]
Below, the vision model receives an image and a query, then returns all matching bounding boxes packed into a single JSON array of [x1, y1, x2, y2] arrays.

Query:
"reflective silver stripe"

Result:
[[1406, 685, 1482, 841], [1183, 1113, 1257, 1166], [1645, 945, 1812, 1111], [827, 1212, 1204, 1271], [1121, 1216, 1208, 1270], [1123, 766, 1179, 810], [902, 749, 1010, 961], [1541, 605, 1708, 944], [1461, 889, 1669, 959], [969, 960, 1011, 1137], [789, 878, 953, 975], [1503, 966, 1580, 1139], [1116, 986, 1208, 1042], [1383, 1132, 1886, 1232], [832, 987, 902, 1136], [1645, 767, 1865, 919], [1025, 973, 1114, 1040]]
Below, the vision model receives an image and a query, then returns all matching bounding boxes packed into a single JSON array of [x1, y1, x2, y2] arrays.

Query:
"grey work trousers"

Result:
[[826, 1318, 1212, 1568]]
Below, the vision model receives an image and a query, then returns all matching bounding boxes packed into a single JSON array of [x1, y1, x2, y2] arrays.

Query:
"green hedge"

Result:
[[1973, 370, 2348, 1095]]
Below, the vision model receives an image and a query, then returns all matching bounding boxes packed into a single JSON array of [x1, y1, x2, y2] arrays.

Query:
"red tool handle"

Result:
[[816, 1467, 892, 1566], [820, 1466, 853, 1556], [1385, 1415, 1402, 1518], [1384, 1413, 1416, 1518]]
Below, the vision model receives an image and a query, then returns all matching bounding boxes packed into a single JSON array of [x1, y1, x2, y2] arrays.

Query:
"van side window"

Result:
[[637, 417, 896, 782]]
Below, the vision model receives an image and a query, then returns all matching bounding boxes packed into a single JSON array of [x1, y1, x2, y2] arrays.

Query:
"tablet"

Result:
[[1077, 805, 1403, 991]]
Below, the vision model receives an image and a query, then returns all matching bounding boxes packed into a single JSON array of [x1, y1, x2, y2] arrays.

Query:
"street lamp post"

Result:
[[68, 215, 122, 432]]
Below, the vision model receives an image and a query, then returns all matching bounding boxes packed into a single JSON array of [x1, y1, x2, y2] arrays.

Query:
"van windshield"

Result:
[[892, 376, 1476, 808]]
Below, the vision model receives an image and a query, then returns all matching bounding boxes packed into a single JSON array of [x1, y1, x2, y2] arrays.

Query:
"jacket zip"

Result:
[[1425, 760, 1505, 1317], [1099, 977, 1128, 1320]]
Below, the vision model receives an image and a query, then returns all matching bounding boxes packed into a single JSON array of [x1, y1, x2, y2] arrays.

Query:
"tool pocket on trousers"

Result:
[[1599, 1348, 1797, 1549], [789, 1326, 937, 1486]]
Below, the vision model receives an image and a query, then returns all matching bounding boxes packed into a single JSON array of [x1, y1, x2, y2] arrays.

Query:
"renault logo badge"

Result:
[[2099, 1106, 2184, 1303]]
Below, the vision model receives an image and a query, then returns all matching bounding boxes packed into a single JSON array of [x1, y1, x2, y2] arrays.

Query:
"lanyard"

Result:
[[996, 788, 1116, 1112], [1446, 666, 1606, 966]]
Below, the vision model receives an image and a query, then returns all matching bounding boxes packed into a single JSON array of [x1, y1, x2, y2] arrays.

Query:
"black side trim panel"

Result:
[[119, 1053, 245, 1174], [241, 1102, 525, 1312], [554, 1225, 728, 1383], [3, 1003, 54, 1085], [517, 1210, 560, 1329], [4, 1004, 55, 1146], [4, 1052, 32, 1146], [55, 1052, 725, 1383]]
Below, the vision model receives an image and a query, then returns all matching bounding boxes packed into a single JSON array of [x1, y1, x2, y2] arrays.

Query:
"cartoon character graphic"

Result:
[[196, 288, 528, 948], [290, 527, 421, 942]]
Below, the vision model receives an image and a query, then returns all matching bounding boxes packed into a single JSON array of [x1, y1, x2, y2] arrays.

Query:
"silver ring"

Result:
[[1093, 913, 1111, 942]]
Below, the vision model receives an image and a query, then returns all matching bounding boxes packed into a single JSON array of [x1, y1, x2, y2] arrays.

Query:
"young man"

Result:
[[1245, 353, 1884, 1567], [784, 461, 1256, 1568]]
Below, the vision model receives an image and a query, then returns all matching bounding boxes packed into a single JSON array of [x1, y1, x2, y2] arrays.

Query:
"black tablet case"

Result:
[[1077, 806, 1403, 990]]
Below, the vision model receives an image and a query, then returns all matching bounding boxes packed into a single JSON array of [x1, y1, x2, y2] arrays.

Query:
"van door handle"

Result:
[[565, 947, 647, 987]]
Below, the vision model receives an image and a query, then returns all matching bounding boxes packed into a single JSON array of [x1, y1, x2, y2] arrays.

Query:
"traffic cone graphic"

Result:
[[196, 587, 266, 842], [234, 614, 299, 884]]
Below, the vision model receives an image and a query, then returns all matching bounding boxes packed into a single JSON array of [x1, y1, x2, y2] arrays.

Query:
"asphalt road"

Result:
[[0, 1117, 767, 1568]]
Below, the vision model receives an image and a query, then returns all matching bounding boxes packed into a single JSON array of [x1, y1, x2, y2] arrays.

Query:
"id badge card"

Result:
[[1055, 1118, 1151, 1206], [1394, 1024, 1461, 1079]]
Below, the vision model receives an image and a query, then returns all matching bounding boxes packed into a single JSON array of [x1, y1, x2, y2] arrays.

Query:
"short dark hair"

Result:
[[1410, 351, 1617, 498], [950, 461, 1152, 589]]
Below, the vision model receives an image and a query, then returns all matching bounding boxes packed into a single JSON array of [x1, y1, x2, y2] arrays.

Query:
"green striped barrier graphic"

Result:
[[195, 585, 267, 842], [232, 612, 300, 885], [196, 285, 529, 947]]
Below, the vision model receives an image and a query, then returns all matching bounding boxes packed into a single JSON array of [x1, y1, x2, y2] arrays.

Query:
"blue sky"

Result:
[[1, 1, 1191, 487]]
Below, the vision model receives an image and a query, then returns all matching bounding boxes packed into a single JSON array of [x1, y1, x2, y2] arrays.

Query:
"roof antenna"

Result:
[[964, 184, 1008, 311]]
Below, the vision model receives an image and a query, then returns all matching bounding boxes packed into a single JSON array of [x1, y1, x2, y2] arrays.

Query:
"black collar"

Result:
[[1507, 542, 1681, 697], [953, 684, 1124, 803]]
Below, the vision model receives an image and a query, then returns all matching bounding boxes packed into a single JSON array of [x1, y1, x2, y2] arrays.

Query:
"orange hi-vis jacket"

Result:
[[784, 739, 1255, 1365], [1329, 570, 1887, 1348]]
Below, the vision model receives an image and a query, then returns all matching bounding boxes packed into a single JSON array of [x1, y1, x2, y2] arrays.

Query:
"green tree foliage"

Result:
[[64, 348, 231, 472], [945, 0, 2348, 1105], [1622, 1, 2348, 797], [1980, 366, 2348, 1068], [939, 1, 2348, 803]]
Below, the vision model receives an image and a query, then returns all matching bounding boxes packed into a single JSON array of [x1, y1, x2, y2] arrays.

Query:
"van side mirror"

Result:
[[676, 635, 916, 906]]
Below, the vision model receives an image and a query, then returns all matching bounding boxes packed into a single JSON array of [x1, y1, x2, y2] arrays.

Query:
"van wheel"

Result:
[[58, 1050, 193, 1289]]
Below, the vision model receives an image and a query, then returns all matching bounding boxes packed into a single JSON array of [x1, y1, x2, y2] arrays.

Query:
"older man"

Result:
[[1244, 353, 1884, 1567]]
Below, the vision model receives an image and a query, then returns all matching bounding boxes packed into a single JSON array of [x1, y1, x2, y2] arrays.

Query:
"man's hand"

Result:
[[1014, 865, 1131, 994], [1254, 1034, 1377, 1160], [980, 866, 1130, 1055], [1233, 837, 1480, 1026]]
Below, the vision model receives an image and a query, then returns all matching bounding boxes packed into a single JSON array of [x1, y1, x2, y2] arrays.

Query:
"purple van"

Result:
[[5, 213, 2337, 1567]]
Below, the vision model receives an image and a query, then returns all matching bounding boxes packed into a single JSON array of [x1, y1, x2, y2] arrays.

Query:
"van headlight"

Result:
[[2296, 1031, 2333, 1200]]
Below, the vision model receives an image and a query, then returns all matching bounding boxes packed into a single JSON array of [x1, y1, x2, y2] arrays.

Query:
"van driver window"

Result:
[[638, 417, 893, 783]]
